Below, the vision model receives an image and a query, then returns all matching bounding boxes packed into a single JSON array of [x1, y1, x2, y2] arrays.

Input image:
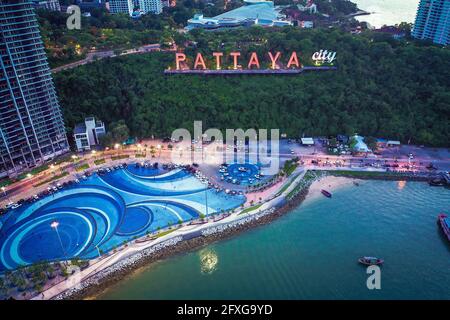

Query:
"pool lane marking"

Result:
[[78, 207, 112, 246], [128, 203, 183, 221], [127, 198, 217, 216], [125, 167, 182, 180], [98, 172, 205, 198], [11, 186, 123, 226], [122, 169, 205, 192]]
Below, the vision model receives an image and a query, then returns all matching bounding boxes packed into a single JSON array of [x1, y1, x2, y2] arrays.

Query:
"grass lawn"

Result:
[[135, 153, 147, 158], [275, 173, 301, 197], [156, 229, 176, 238], [0, 178, 13, 188], [283, 159, 298, 177], [239, 203, 263, 215], [111, 155, 130, 161], [75, 163, 90, 172], [94, 158, 106, 165]]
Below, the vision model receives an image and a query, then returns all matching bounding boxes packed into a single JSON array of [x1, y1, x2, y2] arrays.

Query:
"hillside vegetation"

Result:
[[55, 28, 450, 147]]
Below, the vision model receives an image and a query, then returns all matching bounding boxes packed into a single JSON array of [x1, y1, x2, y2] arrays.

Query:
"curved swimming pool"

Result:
[[0, 166, 245, 271]]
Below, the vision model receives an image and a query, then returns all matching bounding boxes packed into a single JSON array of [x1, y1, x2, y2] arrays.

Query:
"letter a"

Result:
[[366, 266, 381, 290], [286, 52, 300, 68], [247, 52, 260, 69], [66, 5, 81, 30], [194, 53, 207, 69]]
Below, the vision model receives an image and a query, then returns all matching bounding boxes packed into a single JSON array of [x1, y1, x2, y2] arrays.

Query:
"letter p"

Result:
[[175, 53, 186, 70]]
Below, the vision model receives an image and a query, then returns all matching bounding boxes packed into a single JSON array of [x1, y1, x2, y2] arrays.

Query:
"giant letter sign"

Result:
[[175, 53, 186, 70]]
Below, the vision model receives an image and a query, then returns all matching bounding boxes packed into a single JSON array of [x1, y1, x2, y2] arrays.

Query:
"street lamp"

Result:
[[157, 144, 161, 159], [51, 221, 69, 265], [114, 143, 120, 157]]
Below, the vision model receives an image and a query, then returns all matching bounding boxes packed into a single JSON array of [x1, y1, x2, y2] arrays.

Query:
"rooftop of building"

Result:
[[187, 0, 290, 28], [74, 123, 87, 135]]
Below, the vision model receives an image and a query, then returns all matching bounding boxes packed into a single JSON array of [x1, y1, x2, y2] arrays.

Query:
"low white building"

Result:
[[74, 117, 106, 151]]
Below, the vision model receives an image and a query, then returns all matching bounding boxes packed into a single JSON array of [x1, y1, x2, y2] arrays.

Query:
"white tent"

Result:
[[301, 137, 314, 145], [353, 135, 370, 152]]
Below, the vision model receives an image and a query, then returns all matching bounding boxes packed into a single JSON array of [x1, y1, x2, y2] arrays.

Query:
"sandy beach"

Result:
[[307, 176, 362, 201]]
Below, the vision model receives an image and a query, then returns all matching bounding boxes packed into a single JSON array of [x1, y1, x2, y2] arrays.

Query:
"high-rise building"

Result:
[[139, 0, 162, 14], [109, 0, 134, 15], [412, 0, 449, 45], [32, 0, 61, 11], [0, 1, 69, 177]]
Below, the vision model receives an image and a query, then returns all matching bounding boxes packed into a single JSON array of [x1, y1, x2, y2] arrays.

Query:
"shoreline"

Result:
[[60, 188, 310, 300], [54, 170, 432, 300]]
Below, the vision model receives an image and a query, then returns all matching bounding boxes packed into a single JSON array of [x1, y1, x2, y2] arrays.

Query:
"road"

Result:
[[1, 139, 448, 207], [51, 43, 163, 73]]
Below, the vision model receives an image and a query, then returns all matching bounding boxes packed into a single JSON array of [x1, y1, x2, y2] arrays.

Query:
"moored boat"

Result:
[[429, 178, 445, 186], [358, 257, 384, 266], [321, 189, 332, 198], [438, 214, 450, 241]]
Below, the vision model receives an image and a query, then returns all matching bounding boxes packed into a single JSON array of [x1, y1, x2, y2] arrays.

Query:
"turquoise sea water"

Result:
[[97, 180, 450, 300]]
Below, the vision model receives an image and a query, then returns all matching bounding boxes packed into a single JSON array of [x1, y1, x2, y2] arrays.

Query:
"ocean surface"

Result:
[[97, 180, 450, 300], [352, 0, 420, 27]]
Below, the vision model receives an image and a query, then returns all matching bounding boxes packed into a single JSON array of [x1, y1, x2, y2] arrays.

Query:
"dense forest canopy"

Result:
[[54, 28, 450, 147]]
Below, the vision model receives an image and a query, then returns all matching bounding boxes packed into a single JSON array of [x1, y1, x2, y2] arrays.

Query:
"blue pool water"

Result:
[[219, 163, 270, 185], [0, 166, 245, 271]]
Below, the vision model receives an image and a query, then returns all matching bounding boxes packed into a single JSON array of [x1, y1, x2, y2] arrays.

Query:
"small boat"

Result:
[[438, 214, 450, 241], [321, 189, 332, 198], [358, 257, 384, 266], [429, 178, 445, 187]]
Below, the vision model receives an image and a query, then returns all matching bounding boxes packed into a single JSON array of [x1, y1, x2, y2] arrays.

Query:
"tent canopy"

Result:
[[301, 137, 314, 145]]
